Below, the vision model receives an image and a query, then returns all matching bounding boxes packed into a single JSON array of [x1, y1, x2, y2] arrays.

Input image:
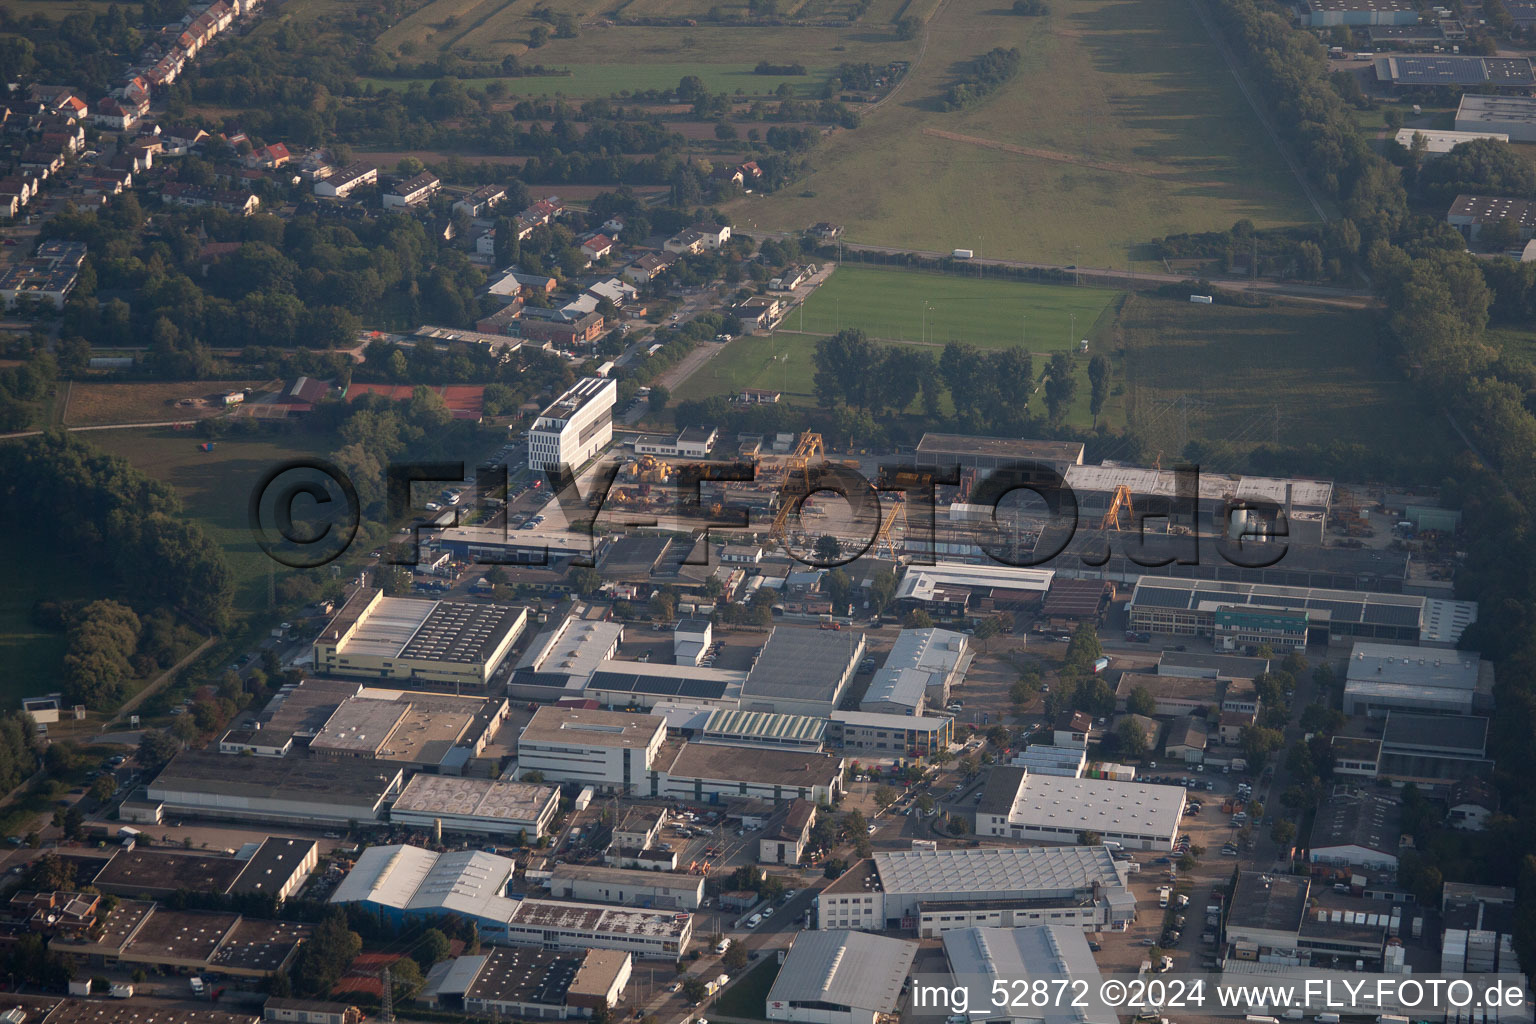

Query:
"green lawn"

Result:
[[789, 265, 1119, 348], [1117, 294, 1455, 460], [678, 268, 1126, 429], [712, 957, 779, 1020], [87, 430, 346, 621], [734, 0, 1318, 266], [362, 63, 828, 98]]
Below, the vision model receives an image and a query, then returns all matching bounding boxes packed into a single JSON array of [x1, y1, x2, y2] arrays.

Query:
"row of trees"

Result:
[[811, 330, 1108, 431], [940, 48, 1022, 111]]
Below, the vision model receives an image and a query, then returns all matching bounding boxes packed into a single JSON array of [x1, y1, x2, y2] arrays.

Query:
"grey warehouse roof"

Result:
[[741, 626, 862, 703], [873, 845, 1124, 896], [943, 926, 1116, 1024], [766, 930, 917, 1013]]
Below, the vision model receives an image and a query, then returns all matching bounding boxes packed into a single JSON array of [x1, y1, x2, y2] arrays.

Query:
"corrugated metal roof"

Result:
[[766, 930, 917, 1013]]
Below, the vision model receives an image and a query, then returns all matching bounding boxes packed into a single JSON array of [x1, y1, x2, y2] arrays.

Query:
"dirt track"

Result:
[[920, 127, 1227, 187]]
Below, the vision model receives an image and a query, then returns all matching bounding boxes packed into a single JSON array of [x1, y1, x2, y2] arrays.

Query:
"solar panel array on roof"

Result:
[[1131, 579, 1424, 630], [587, 670, 730, 700], [1377, 55, 1536, 86], [398, 602, 519, 663]]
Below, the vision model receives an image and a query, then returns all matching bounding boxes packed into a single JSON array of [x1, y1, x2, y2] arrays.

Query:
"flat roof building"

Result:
[[895, 563, 1054, 613], [1308, 787, 1403, 871], [1127, 577, 1475, 647], [975, 766, 1185, 850], [656, 742, 845, 804], [818, 845, 1134, 936], [765, 930, 918, 1024], [230, 837, 319, 903], [430, 946, 631, 1020], [1114, 671, 1224, 717], [510, 615, 624, 698], [516, 707, 667, 793], [1456, 94, 1536, 142], [1224, 871, 1310, 960], [1394, 128, 1510, 156], [147, 751, 402, 826], [1376, 55, 1536, 88], [825, 710, 954, 760], [1448, 194, 1536, 243], [547, 864, 705, 910], [313, 588, 526, 688], [914, 433, 1086, 473], [391, 775, 560, 839], [1378, 711, 1492, 789], [583, 661, 745, 710], [1302, 0, 1417, 25], [504, 896, 692, 959], [740, 627, 864, 718], [529, 377, 617, 474], [1344, 642, 1493, 717]]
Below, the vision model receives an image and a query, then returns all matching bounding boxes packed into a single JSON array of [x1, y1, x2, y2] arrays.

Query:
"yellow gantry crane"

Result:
[[771, 432, 826, 538], [1100, 484, 1135, 531], [874, 497, 907, 559]]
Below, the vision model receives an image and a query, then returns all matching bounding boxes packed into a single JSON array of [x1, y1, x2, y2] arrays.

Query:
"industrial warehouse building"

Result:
[[426, 946, 632, 1019], [1375, 55, 1536, 89], [825, 710, 954, 759], [145, 751, 403, 827], [895, 563, 1054, 617], [510, 617, 625, 698], [765, 930, 917, 1024], [390, 775, 560, 839], [1456, 94, 1536, 142], [655, 743, 845, 804], [1308, 788, 1403, 872], [1343, 643, 1493, 717], [975, 766, 1185, 850], [913, 433, 1086, 475], [861, 628, 970, 715], [305, 690, 512, 771], [331, 844, 693, 957], [696, 708, 827, 750], [738, 627, 865, 717], [312, 588, 526, 687], [527, 377, 617, 473], [1301, 0, 1417, 25], [546, 864, 705, 909], [515, 707, 668, 793], [1126, 578, 1477, 647], [942, 926, 1116, 1024], [818, 846, 1135, 936], [583, 660, 745, 710]]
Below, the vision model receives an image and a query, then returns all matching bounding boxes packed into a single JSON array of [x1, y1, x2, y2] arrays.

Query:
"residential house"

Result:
[[247, 143, 292, 169], [622, 251, 678, 285], [1447, 777, 1499, 832], [314, 162, 377, 198], [160, 124, 209, 154], [487, 269, 558, 301], [581, 234, 615, 262], [517, 196, 564, 226], [20, 150, 64, 178], [454, 185, 506, 218], [93, 97, 135, 130], [383, 171, 441, 209], [162, 182, 261, 215]]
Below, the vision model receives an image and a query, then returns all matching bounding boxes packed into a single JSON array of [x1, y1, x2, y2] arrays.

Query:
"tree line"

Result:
[[940, 48, 1021, 112]]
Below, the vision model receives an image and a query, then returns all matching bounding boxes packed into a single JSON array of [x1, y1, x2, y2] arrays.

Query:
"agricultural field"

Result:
[[88, 430, 345, 618], [731, 0, 1318, 266], [61, 380, 273, 427], [787, 265, 1118, 348], [1115, 294, 1457, 461]]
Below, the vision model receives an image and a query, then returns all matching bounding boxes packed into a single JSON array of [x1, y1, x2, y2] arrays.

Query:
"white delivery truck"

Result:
[[952, 249, 974, 259]]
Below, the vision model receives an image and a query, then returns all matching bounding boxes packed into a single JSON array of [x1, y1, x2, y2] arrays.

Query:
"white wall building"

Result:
[[528, 378, 617, 474], [390, 776, 560, 839], [516, 707, 667, 793], [547, 864, 704, 910], [975, 766, 1185, 850]]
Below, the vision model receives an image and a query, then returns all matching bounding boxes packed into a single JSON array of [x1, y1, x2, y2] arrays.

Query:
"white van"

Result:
[[1316, 1016, 1341, 1023], [1283, 1012, 1305, 1020], [747, 913, 762, 928]]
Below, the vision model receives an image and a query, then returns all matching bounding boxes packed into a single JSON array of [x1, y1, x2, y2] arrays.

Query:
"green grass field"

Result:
[[1116, 294, 1455, 460], [88, 430, 344, 620], [677, 267, 1125, 428], [788, 265, 1118, 348], [362, 63, 829, 98], [732, 0, 1318, 266]]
